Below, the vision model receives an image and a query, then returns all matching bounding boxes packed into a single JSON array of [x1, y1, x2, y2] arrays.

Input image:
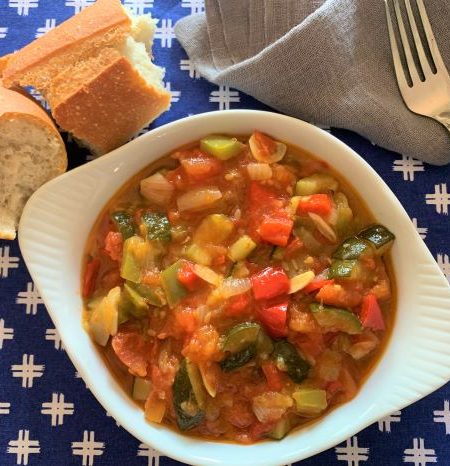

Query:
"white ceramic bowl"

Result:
[[19, 110, 450, 466]]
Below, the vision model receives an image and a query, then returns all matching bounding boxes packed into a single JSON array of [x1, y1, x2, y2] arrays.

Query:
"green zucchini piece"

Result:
[[132, 377, 151, 401], [292, 388, 327, 415], [185, 359, 206, 410], [359, 224, 395, 254], [329, 259, 357, 278], [268, 417, 292, 440], [255, 329, 274, 356], [173, 359, 205, 430], [295, 173, 339, 196], [332, 237, 372, 260], [161, 260, 188, 308], [141, 212, 171, 242], [185, 243, 212, 266], [193, 214, 234, 245], [272, 341, 310, 383], [334, 193, 354, 237], [222, 322, 261, 353], [329, 259, 369, 281], [126, 281, 165, 307], [200, 135, 245, 160], [228, 235, 257, 262], [120, 236, 145, 283], [310, 303, 363, 334], [220, 345, 256, 372], [111, 211, 135, 239], [123, 283, 148, 318]]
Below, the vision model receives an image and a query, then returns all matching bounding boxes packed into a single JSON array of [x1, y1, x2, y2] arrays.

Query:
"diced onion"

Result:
[[220, 278, 251, 298], [308, 212, 337, 243], [249, 133, 287, 163], [246, 163, 272, 180], [177, 187, 222, 212], [140, 173, 174, 206], [193, 264, 222, 286], [252, 392, 293, 423]]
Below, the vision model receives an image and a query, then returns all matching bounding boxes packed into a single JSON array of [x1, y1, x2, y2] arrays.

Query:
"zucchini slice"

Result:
[[359, 224, 395, 255], [272, 341, 310, 383], [220, 345, 256, 372], [268, 417, 292, 440], [222, 322, 261, 353], [310, 303, 363, 334], [132, 377, 151, 401], [332, 237, 372, 260], [111, 211, 135, 239], [173, 359, 205, 430], [292, 388, 327, 416]]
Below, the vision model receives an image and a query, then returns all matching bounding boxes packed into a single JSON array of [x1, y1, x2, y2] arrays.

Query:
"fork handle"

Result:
[[435, 113, 450, 133]]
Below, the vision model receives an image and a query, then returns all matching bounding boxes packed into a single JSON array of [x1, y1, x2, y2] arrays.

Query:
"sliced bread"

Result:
[[0, 86, 67, 240], [1, 0, 171, 155]]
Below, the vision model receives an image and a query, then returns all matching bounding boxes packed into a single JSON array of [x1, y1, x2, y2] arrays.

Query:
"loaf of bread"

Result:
[[1, 0, 171, 155], [0, 86, 67, 240]]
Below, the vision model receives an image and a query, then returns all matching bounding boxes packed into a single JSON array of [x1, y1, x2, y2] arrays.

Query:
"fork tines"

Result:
[[384, 0, 447, 86]]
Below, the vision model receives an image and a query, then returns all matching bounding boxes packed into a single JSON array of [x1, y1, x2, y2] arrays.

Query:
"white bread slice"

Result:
[[0, 87, 67, 240], [1, 0, 171, 155]]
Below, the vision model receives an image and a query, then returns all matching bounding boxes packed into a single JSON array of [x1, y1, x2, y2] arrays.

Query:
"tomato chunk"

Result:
[[253, 131, 277, 157], [177, 261, 202, 292], [104, 231, 123, 262], [181, 154, 223, 180], [225, 293, 251, 317], [360, 293, 385, 330], [261, 361, 283, 391], [111, 325, 150, 377], [297, 194, 332, 217], [257, 299, 289, 338], [258, 215, 293, 247], [251, 267, 290, 300], [82, 257, 100, 299]]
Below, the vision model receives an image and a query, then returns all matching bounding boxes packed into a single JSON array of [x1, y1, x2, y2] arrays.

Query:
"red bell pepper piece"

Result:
[[360, 293, 385, 331], [257, 299, 289, 338], [257, 215, 293, 247], [82, 257, 100, 299], [177, 262, 202, 292], [261, 361, 283, 391], [251, 266, 290, 300], [225, 293, 251, 317], [297, 194, 332, 217], [303, 278, 335, 294]]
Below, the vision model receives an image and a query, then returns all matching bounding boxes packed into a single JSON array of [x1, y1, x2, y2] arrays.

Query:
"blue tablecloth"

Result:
[[1, 1, 450, 465]]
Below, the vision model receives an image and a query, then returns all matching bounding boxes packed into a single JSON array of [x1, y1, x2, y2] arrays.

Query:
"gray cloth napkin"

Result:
[[175, 0, 450, 165]]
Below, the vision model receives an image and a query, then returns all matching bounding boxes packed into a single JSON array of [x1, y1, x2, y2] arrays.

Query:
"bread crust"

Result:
[[0, 86, 67, 173], [53, 56, 171, 154], [0, 87, 67, 239], [1, 0, 130, 88]]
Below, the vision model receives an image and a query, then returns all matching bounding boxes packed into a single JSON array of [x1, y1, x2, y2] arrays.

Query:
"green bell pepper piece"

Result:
[[161, 260, 188, 308]]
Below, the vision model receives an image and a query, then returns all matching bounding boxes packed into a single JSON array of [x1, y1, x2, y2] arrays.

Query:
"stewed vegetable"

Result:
[[82, 131, 395, 444]]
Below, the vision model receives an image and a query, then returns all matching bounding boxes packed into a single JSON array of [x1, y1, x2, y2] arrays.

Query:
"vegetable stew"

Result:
[[82, 131, 395, 443]]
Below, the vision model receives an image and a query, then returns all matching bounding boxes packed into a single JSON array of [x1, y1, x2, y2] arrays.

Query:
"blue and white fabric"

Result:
[[0, 1, 449, 465]]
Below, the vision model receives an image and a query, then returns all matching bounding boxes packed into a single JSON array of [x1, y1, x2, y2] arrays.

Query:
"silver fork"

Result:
[[384, 0, 450, 132]]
